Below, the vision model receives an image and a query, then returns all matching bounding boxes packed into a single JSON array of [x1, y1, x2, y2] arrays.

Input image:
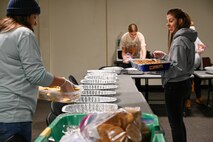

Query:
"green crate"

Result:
[[35, 113, 165, 142]]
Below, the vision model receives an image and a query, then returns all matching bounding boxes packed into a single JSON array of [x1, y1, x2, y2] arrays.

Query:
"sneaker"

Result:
[[185, 99, 191, 109], [196, 97, 205, 105]]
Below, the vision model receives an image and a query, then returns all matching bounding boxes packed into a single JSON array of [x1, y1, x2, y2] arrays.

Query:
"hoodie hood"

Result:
[[174, 28, 197, 43]]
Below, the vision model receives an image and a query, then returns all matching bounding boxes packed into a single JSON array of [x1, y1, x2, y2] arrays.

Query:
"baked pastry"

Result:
[[133, 59, 161, 65], [104, 111, 134, 130], [39, 86, 61, 92], [126, 123, 142, 142], [97, 124, 126, 142], [124, 107, 142, 130], [82, 107, 148, 142]]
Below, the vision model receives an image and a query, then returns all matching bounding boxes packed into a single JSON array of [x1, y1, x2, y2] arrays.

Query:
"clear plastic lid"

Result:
[[38, 86, 82, 103]]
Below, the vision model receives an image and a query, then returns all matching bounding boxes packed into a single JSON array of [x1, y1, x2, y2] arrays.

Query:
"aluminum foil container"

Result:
[[81, 85, 118, 90], [80, 79, 117, 84], [62, 103, 118, 114], [101, 66, 124, 74], [123, 67, 144, 75], [81, 90, 116, 96], [74, 96, 117, 103], [204, 66, 213, 74], [87, 70, 116, 73], [84, 75, 118, 80]]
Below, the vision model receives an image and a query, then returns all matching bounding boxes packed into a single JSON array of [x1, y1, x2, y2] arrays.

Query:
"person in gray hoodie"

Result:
[[153, 9, 197, 142]]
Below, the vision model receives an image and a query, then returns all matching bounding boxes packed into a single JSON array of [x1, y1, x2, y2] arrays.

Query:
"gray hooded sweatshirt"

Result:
[[162, 28, 197, 87]]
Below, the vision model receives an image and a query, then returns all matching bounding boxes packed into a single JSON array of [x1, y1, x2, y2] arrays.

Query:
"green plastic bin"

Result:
[[35, 113, 165, 142]]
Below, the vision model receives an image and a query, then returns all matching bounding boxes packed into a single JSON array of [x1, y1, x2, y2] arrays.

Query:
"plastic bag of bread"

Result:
[[79, 107, 143, 142]]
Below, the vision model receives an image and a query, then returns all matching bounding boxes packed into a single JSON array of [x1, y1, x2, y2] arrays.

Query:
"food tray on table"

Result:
[[206, 70, 213, 75], [80, 79, 117, 84], [123, 67, 144, 75], [204, 66, 213, 75], [61, 103, 119, 114], [131, 59, 170, 72], [35, 113, 166, 142], [74, 96, 117, 103], [81, 90, 116, 96], [101, 66, 124, 74], [81, 84, 118, 90]]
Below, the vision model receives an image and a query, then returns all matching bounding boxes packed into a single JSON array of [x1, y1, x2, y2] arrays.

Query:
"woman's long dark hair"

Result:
[[0, 16, 33, 32], [167, 8, 191, 49]]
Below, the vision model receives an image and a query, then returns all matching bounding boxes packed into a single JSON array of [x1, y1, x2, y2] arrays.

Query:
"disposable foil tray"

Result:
[[204, 66, 213, 71], [74, 96, 117, 103], [131, 59, 170, 72], [81, 85, 118, 90], [86, 72, 118, 77], [87, 70, 116, 73], [205, 66, 213, 75], [81, 90, 116, 96], [62, 103, 118, 114], [80, 79, 117, 84], [101, 66, 124, 74], [84, 75, 118, 80], [123, 67, 144, 75], [206, 70, 213, 75]]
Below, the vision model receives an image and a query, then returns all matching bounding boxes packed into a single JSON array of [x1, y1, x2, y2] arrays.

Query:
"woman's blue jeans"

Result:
[[0, 122, 32, 142], [165, 79, 191, 142]]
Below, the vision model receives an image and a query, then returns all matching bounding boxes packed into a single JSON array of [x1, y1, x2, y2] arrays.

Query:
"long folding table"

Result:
[[129, 73, 162, 102], [193, 71, 213, 107], [116, 75, 153, 113]]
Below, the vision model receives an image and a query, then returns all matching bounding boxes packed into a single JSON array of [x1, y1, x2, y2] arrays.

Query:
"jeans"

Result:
[[194, 75, 202, 98], [165, 79, 191, 142], [0, 122, 32, 142]]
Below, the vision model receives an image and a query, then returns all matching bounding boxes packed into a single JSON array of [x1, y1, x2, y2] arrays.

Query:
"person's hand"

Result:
[[123, 54, 132, 63], [59, 78, 81, 101], [152, 50, 166, 59], [197, 44, 207, 55], [60, 78, 76, 92]]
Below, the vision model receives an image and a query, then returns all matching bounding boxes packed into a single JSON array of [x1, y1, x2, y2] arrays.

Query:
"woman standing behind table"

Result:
[[185, 21, 207, 109], [153, 9, 197, 142], [120, 23, 147, 68], [0, 0, 76, 141]]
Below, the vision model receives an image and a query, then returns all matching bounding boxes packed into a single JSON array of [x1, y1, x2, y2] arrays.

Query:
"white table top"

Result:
[[193, 70, 213, 79], [129, 73, 161, 79], [116, 75, 153, 113]]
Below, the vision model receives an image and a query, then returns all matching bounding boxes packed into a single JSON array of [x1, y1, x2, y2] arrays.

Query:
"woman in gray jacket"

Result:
[[0, 0, 76, 141], [153, 9, 197, 142]]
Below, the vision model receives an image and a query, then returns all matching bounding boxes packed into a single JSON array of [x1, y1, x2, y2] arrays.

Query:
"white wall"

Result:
[[1, 0, 213, 84], [40, 0, 107, 81]]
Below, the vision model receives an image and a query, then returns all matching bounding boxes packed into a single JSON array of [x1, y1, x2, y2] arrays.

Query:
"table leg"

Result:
[[134, 78, 149, 102], [207, 79, 212, 107], [135, 78, 142, 92], [145, 79, 149, 102]]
